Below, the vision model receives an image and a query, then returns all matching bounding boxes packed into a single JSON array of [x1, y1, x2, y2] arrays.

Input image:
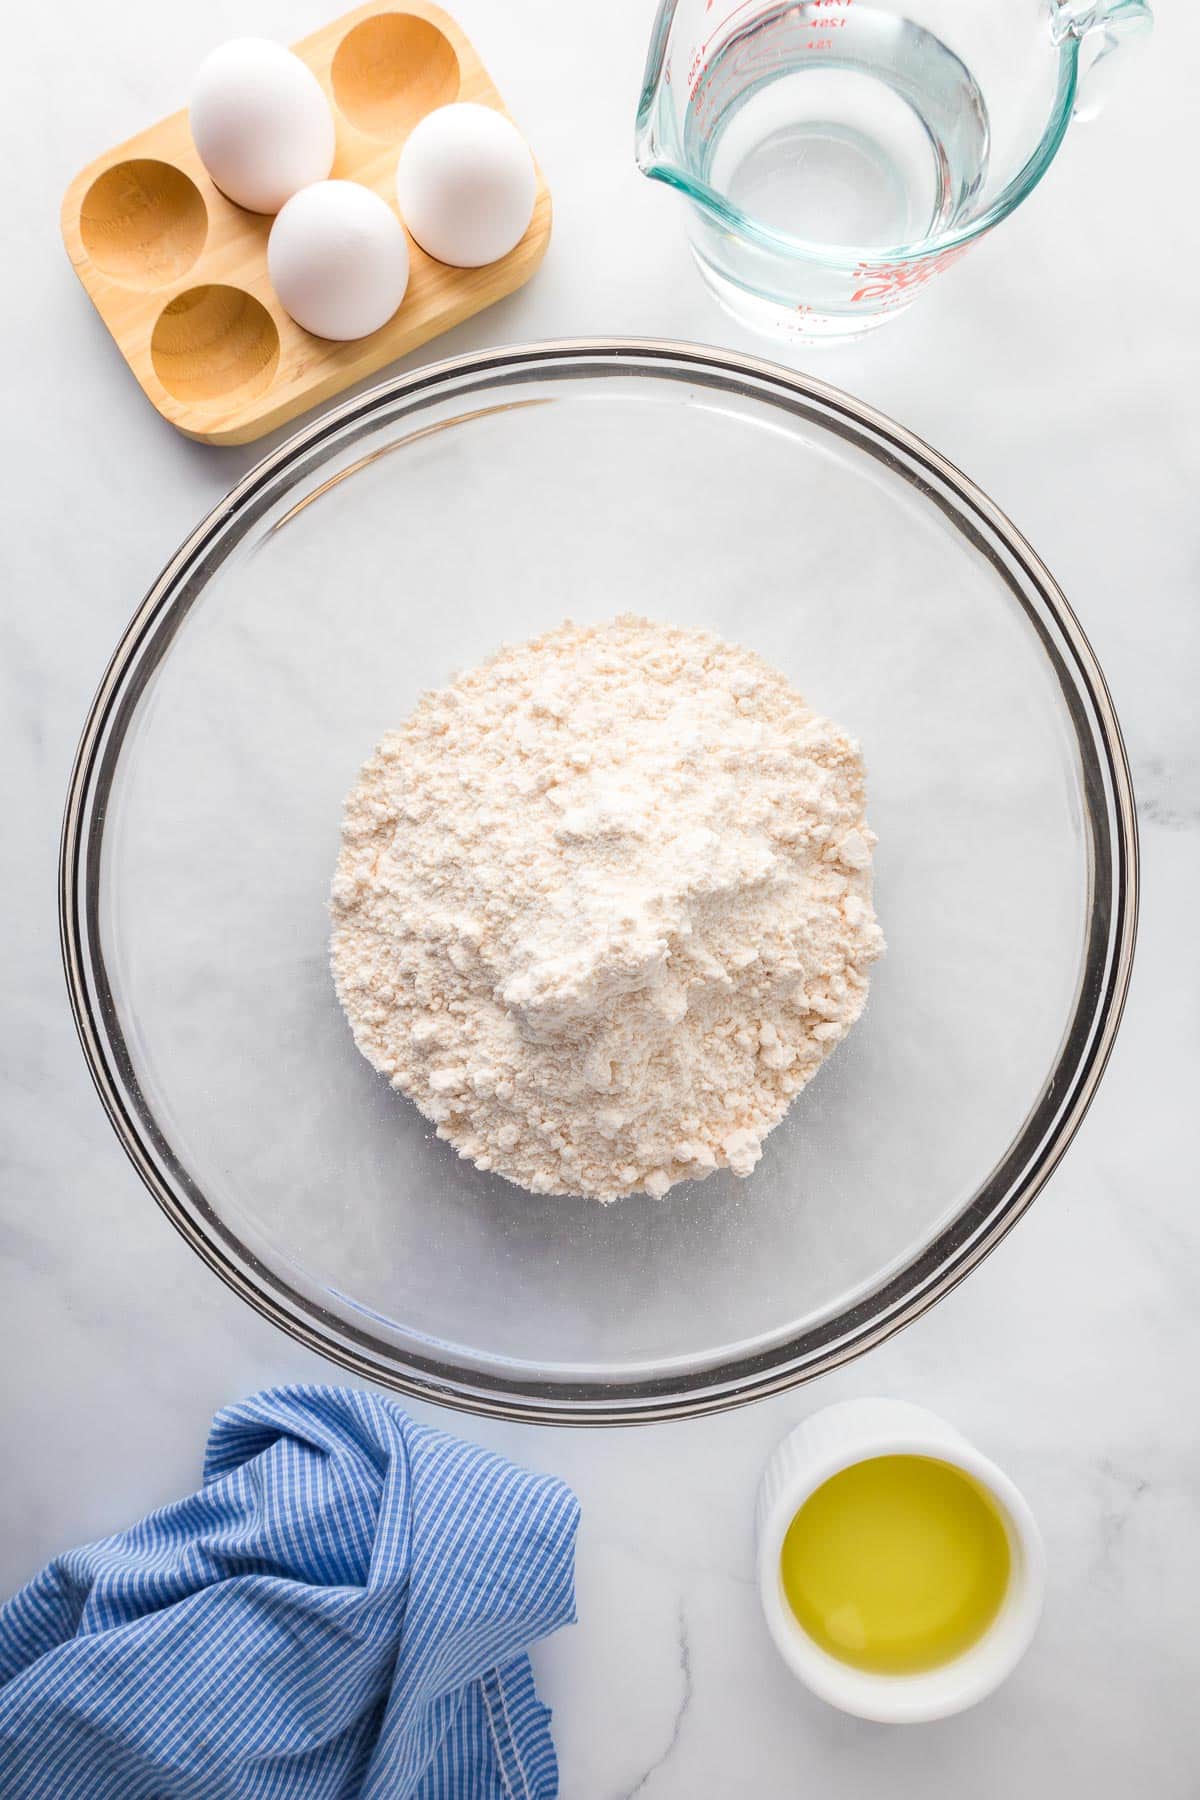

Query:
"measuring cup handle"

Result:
[[1060, 0, 1153, 122]]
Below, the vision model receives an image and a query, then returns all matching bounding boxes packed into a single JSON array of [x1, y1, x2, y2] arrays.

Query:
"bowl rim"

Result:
[[59, 338, 1139, 1426]]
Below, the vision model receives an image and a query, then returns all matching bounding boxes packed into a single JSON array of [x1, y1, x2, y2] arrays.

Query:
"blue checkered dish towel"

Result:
[[0, 1386, 579, 1799]]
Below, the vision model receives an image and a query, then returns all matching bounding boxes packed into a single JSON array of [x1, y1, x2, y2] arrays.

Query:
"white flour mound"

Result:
[[331, 616, 884, 1201]]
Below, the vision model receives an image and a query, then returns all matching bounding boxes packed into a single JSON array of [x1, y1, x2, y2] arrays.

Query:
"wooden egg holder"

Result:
[[60, 2, 552, 445]]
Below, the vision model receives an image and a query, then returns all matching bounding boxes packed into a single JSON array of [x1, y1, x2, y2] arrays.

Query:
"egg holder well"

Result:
[[60, 1, 552, 445]]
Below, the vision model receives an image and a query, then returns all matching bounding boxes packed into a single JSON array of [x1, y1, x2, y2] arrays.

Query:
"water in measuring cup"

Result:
[[684, 4, 989, 327]]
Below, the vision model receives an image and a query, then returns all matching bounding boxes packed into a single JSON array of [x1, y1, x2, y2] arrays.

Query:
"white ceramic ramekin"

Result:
[[756, 1398, 1045, 1723]]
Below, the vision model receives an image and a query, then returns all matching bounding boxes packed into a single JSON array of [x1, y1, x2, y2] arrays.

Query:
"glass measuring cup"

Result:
[[636, 0, 1152, 339]]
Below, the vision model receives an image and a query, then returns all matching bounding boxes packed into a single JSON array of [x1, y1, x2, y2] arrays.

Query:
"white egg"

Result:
[[395, 103, 536, 268], [268, 181, 410, 341], [190, 38, 335, 215]]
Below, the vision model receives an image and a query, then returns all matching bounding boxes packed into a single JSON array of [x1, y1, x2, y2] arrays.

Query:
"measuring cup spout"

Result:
[[635, 0, 687, 184], [634, 0, 744, 233], [1049, 0, 1153, 120]]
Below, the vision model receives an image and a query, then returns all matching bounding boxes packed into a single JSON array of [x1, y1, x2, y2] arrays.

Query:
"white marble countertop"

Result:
[[3, 1, 1198, 1793]]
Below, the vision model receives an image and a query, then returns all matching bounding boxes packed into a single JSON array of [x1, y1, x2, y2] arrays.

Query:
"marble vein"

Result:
[[618, 1602, 694, 1800]]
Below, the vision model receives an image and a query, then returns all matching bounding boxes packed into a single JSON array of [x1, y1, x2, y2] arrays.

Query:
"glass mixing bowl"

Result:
[[61, 342, 1137, 1424]]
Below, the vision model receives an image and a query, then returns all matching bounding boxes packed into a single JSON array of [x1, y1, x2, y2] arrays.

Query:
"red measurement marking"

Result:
[[850, 244, 971, 304], [685, 0, 854, 109]]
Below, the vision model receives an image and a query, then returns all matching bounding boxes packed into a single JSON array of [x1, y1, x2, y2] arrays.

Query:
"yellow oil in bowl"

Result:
[[780, 1455, 1011, 1675]]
